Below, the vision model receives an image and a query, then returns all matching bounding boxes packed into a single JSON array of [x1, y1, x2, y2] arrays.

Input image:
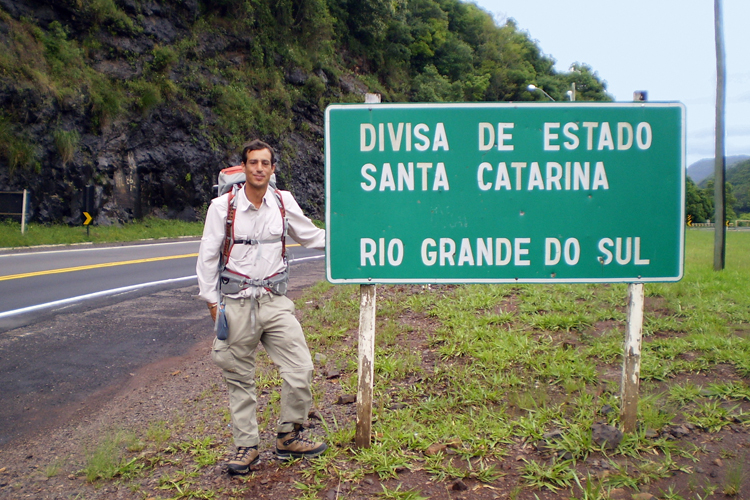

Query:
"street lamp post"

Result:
[[527, 84, 555, 101], [567, 82, 576, 101]]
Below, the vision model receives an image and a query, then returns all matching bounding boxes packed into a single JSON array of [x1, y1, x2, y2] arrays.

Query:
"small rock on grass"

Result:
[[608, 487, 627, 500], [591, 423, 622, 450], [451, 479, 468, 491], [308, 409, 323, 421], [668, 425, 690, 438], [336, 394, 356, 404]]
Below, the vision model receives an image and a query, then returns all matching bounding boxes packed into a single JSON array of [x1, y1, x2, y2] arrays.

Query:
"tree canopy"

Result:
[[690, 159, 750, 222], [202, 0, 612, 103]]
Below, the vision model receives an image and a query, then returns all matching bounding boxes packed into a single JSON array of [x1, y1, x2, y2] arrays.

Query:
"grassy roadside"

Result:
[[0, 218, 205, 248], [13, 229, 750, 500], [0, 217, 326, 248]]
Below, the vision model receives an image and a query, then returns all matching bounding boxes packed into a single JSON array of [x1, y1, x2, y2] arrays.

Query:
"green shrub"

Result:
[[128, 79, 163, 114], [87, 0, 138, 33], [0, 116, 38, 173], [89, 73, 124, 128], [53, 129, 80, 165], [149, 45, 178, 74]]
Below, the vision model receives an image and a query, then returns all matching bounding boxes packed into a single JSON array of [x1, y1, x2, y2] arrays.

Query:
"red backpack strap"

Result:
[[274, 189, 287, 261], [220, 188, 238, 268]]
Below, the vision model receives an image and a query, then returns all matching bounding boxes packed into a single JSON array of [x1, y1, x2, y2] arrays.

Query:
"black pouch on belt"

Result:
[[215, 302, 229, 340]]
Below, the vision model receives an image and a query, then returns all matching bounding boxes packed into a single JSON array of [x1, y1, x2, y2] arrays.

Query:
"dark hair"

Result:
[[241, 140, 276, 165]]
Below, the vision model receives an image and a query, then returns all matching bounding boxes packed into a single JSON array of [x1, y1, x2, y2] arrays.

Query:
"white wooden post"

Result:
[[355, 93, 381, 448], [620, 282, 644, 433], [356, 284, 376, 447], [21, 189, 27, 235]]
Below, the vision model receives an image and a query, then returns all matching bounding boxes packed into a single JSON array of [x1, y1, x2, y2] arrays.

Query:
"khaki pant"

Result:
[[210, 293, 314, 447]]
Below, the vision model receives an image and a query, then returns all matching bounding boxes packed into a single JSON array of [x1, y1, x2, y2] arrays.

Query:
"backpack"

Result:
[[215, 165, 288, 296], [215, 165, 277, 196]]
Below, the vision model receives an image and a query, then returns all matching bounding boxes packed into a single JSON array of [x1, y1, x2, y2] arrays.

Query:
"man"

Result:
[[196, 140, 327, 475]]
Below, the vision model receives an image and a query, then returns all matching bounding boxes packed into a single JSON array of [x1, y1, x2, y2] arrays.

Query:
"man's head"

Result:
[[241, 140, 276, 194], [242, 140, 276, 165]]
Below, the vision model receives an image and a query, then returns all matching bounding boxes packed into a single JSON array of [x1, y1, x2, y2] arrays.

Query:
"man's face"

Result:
[[242, 148, 276, 191]]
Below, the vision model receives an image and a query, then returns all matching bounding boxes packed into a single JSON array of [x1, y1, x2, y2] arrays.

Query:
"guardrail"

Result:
[[0, 189, 30, 234], [689, 221, 750, 229]]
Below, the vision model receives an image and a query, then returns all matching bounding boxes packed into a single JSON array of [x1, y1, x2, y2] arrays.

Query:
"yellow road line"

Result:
[[0, 243, 302, 282], [0, 254, 200, 281]]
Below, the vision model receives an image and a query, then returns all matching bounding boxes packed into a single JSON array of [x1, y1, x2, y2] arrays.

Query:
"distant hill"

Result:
[[688, 155, 750, 184]]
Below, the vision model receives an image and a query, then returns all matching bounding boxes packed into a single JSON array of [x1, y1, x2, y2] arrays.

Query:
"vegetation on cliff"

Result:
[[0, 0, 610, 223]]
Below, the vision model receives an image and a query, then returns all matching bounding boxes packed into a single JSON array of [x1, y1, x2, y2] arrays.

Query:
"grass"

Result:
[[19, 229, 750, 499], [722, 455, 746, 496], [53, 128, 79, 165], [287, 229, 750, 497], [81, 430, 142, 482], [0, 217, 204, 248], [0, 216, 326, 248]]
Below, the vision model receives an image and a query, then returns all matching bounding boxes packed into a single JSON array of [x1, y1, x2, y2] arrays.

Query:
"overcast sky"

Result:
[[471, 0, 749, 167]]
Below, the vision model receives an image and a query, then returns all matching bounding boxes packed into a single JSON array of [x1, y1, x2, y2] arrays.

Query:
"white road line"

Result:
[[289, 254, 325, 263], [0, 276, 197, 319]]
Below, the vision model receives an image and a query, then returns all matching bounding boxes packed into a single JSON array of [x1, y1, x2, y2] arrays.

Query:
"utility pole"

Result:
[[714, 0, 726, 270]]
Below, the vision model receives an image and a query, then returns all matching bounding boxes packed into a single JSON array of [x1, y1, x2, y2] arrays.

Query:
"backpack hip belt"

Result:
[[220, 268, 288, 296]]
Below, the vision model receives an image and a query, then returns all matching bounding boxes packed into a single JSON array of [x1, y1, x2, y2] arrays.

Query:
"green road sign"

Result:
[[325, 103, 685, 284]]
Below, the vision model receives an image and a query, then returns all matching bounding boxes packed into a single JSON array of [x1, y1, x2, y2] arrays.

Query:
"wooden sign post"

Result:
[[356, 283, 376, 447], [355, 93, 381, 448], [620, 282, 644, 433]]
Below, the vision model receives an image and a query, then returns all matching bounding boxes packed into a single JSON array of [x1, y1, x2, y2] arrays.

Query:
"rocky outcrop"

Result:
[[0, 0, 351, 224]]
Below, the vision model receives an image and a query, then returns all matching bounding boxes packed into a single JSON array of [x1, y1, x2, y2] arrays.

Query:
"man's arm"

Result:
[[281, 192, 325, 250], [196, 196, 228, 306]]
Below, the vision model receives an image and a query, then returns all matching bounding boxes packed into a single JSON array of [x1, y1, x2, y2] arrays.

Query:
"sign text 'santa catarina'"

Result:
[[325, 103, 685, 284]]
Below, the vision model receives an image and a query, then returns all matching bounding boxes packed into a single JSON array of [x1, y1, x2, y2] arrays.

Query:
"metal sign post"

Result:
[[83, 185, 96, 237]]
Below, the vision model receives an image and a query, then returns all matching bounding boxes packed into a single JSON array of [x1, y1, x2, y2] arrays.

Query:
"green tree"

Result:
[[703, 179, 737, 222], [726, 159, 750, 215], [686, 177, 712, 223]]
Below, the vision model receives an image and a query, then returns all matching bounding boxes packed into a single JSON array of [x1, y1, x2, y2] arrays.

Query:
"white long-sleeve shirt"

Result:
[[196, 186, 325, 303]]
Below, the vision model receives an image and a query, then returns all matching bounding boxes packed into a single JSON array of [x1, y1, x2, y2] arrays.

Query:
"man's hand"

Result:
[[207, 302, 218, 322]]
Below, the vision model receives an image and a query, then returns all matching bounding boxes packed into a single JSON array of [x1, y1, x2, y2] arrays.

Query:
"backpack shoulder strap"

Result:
[[220, 187, 239, 268], [273, 189, 287, 261], [221, 186, 287, 268]]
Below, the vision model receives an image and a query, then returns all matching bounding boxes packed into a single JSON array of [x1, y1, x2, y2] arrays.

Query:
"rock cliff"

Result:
[[0, 0, 360, 224]]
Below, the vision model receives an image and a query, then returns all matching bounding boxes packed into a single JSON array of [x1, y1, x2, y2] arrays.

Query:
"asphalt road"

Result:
[[0, 238, 324, 332], [0, 240, 326, 447]]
